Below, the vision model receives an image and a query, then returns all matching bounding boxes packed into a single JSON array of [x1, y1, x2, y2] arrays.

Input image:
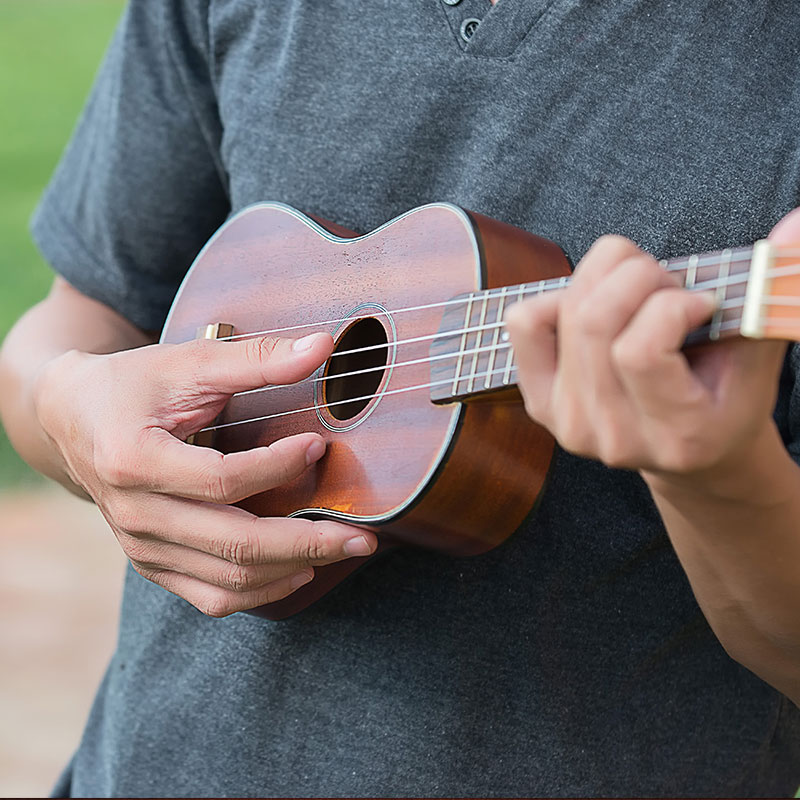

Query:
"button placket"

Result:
[[459, 17, 481, 41], [439, 0, 559, 59], [439, 0, 488, 50]]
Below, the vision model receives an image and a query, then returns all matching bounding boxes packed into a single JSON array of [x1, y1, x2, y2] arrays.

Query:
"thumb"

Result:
[[175, 331, 334, 395]]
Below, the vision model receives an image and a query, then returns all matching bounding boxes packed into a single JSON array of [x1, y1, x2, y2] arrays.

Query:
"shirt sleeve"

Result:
[[30, 0, 229, 332]]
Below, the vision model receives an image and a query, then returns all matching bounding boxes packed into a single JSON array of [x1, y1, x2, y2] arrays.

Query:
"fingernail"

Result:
[[293, 333, 321, 351], [305, 438, 326, 465], [290, 569, 314, 589], [343, 535, 373, 557]]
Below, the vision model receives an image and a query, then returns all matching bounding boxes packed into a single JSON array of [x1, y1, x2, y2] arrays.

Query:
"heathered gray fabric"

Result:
[[32, 1, 800, 796]]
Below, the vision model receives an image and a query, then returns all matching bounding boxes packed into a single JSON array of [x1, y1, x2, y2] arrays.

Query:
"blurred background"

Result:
[[1, 1, 127, 795]]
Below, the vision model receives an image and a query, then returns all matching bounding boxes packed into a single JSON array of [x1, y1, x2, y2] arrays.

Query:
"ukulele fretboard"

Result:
[[429, 242, 766, 403]]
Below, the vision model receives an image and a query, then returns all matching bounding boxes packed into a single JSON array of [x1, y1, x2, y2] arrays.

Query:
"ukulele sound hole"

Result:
[[324, 317, 388, 420]]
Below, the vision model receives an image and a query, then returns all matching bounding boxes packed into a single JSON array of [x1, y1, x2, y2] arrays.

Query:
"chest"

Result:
[[206, 1, 800, 262]]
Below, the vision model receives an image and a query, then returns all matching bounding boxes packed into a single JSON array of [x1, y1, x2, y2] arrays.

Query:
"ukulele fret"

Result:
[[467, 291, 490, 394], [503, 284, 527, 385], [686, 254, 698, 289], [709, 248, 732, 340], [452, 293, 475, 396], [485, 287, 507, 389], [665, 244, 756, 346]]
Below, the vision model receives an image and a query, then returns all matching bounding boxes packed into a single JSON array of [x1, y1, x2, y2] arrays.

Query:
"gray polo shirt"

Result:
[[32, 1, 800, 796]]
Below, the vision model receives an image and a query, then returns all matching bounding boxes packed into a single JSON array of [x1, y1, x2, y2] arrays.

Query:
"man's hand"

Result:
[[32, 332, 376, 617], [505, 209, 800, 703], [505, 227, 788, 488]]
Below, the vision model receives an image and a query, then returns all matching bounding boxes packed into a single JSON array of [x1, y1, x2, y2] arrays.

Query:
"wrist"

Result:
[[31, 349, 94, 496], [641, 422, 797, 509], [32, 349, 82, 434]]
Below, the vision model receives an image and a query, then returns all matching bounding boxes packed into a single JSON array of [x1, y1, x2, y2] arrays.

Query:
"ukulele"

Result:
[[161, 202, 797, 619]]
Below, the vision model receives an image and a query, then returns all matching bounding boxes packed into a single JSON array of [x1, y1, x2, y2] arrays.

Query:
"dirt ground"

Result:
[[0, 486, 125, 797]]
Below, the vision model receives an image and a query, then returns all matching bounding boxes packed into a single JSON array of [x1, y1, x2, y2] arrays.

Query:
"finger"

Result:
[[570, 235, 645, 296], [612, 288, 717, 414], [551, 254, 675, 448], [115, 496, 377, 567], [172, 331, 334, 395], [138, 429, 325, 503], [134, 563, 316, 618], [564, 253, 678, 348], [126, 537, 313, 593], [768, 206, 800, 244], [504, 291, 561, 424]]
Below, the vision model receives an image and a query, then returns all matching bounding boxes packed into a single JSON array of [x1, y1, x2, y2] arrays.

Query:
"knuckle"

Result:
[[224, 563, 258, 593], [247, 335, 280, 366], [130, 560, 151, 579], [624, 252, 660, 273], [553, 406, 592, 456], [95, 448, 139, 489], [519, 384, 550, 427], [130, 561, 163, 585], [297, 524, 330, 564], [597, 435, 635, 469], [590, 234, 639, 260], [198, 592, 237, 618], [558, 432, 592, 459], [206, 472, 232, 504], [120, 535, 156, 566], [220, 530, 258, 567], [106, 499, 147, 537], [575, 298, 610, 337], [646, 290, 682, 324], [203, 456, 245, 504], [611, 337, 651, 374], [594, 414, 638, 468]]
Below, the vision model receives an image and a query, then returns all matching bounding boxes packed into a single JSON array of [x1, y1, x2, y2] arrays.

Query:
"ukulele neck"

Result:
[[430, 239, 790, 404]]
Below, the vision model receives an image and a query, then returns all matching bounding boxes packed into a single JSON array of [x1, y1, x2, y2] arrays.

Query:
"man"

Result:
[[1, 1, 799, 795]]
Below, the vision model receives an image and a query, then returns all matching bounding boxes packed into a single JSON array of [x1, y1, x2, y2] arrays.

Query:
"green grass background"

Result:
[[0, 0, 124, 486]]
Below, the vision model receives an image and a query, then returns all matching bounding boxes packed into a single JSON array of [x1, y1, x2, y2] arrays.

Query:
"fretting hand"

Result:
[[504, 213, 800, 487], [33, 332, 376, 617]]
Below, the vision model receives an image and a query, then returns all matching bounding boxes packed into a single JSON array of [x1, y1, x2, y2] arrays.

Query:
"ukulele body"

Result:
[[161, 202, 570, 618]]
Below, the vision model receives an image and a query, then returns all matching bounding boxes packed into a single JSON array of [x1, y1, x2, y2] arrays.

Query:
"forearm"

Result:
[[643, 425, 800, 705], [0, 277, 155, 494]]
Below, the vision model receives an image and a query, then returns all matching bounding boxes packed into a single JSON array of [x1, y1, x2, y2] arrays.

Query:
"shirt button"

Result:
[[460, 17, 481, 41], [442, 0, 462, 5]]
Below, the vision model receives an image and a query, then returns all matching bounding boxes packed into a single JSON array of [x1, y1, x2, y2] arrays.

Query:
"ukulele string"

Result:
[[235, 339, 515, 397], [213, 260, 800, 369], [201, 364, 522, 432], [202, 296, 800, 434], [222, 269, 758, 370], [230, 290, 800, 402], [311, 262, 800, 367], [215, 255, 785, 344]]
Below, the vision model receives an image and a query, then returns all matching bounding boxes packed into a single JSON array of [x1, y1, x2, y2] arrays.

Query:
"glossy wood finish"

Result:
[[161, 203, 570, 619]]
